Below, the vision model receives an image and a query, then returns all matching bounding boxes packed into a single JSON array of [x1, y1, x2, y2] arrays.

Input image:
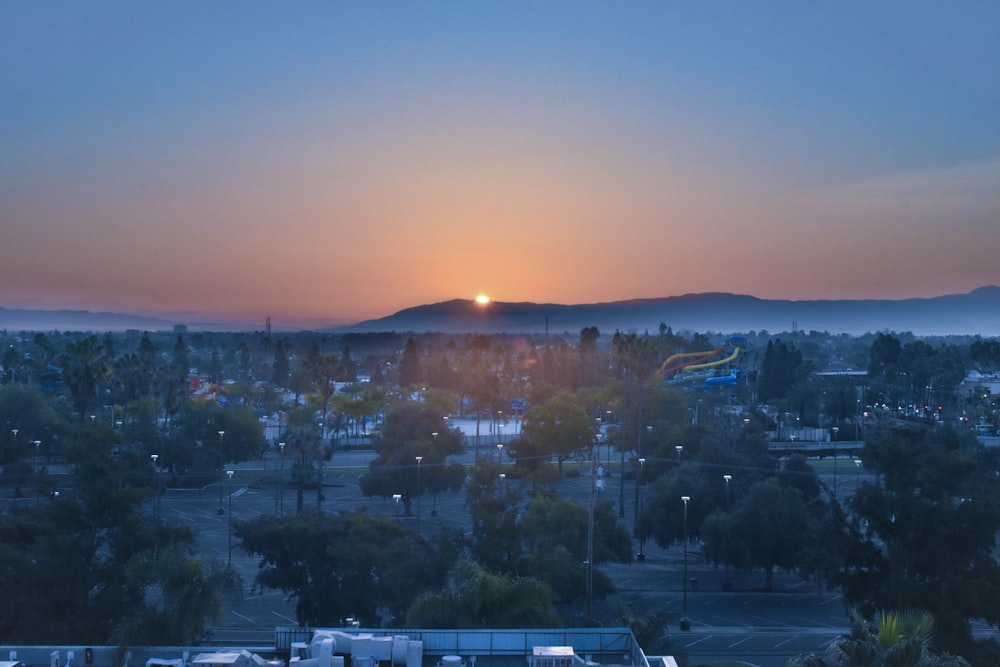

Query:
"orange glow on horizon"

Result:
[[475, 294, 490, 305]]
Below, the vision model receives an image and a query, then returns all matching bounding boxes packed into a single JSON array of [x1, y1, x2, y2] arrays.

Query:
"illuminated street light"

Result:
[[832, 426, 840, 499], [217, 430, 226, 515], [415, 456, 423, 536], [151, 454, 160, 521], [226, 469, 235, 567], [637, 458, 646, 561], [681, 495, 692, 630]]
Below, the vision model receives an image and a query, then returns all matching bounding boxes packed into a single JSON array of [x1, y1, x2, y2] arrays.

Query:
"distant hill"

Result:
[[0, 307, 180, 332], [4, 286, 1000, 335], [343, 286, 1000, 336]]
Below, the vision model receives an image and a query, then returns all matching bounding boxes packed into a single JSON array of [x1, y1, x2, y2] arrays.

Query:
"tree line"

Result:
[[2, 325, 1000, 665]]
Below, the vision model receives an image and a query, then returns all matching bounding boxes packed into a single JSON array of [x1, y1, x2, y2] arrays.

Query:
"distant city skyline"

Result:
[[2, 2, 999, 326]]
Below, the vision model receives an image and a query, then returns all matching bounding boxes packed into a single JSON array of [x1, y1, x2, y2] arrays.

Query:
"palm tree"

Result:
[[787, 608, 971, 667]]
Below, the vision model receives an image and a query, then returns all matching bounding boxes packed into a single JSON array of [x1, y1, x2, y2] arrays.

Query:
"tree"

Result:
[[839, 424, 1000, 656], [61, 335, 111, 419], [466, 461, 523, 574], [788, 608, 972, 667], [758, 338, 811, 403], [360, 397, 464, 515], [405, 560, 561, 629], [701, 479, 809, 590], [512, 391, 595, 474], [517, 493, 630, 603], [398, 337, 422, 389], [237, 510, 444, 627]]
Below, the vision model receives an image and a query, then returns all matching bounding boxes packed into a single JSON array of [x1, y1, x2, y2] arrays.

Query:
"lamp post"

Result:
[[854, 458, 862, 491], [680, 495, 691, 630], [586, 455, 595, 623], [278, 442, 285, 517], [10, 429, 19, 508], [34, 439, 43, 502], [497, 443, 503, 467], [637, 457, 646, 561], [832, 426, 840, 499], [675, 444, 684, 463], [151, 454, 159, 521], [217, 430, 226, 515], [393, 494, 402, 517], [722, 475, 732, 591], [415, 456, 423, 536], [226, 469, 235, 567]]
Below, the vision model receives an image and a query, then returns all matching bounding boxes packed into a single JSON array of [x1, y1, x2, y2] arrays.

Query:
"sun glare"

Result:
[[475, 294, 490, 305]]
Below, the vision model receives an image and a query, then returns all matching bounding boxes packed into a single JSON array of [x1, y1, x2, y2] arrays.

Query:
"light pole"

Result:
[[832, 426, 840, 499], [675, 444, 684, 464], [217, 430, 226, 515], [226, 469, 235, 567], [34, 439, 43, 502], [151, 454, 159, 521], [415, 456, 423, 536], [10, 429, 19, 508], [637, 457, 646, 561], [681, 495, 691, 630], [586, 455, 595, 623], [722, 475, 732, 591], [393, 494, 402, 517], [854, 458, 862, 491], [278, 442, 285, 517], [497, 443, 503, 467]]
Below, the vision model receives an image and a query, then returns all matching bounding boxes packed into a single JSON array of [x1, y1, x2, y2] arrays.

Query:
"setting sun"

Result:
[[475, 294, 490, 305]]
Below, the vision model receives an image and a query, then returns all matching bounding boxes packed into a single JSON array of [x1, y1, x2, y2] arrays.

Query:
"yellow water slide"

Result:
[[683, 346, 740, 372], [656, 348, 723, 377]]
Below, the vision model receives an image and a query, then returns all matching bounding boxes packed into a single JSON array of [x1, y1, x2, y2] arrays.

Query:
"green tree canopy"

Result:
[[237, 509, 447, 627]]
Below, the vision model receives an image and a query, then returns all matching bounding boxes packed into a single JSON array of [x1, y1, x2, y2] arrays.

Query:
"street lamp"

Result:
[[497, 443, 504, 467], [10, 429, 19, 507], [637, 457, 646, 561], [415, 456, 423, 536], [832, 426, 840, 499], [226, 469, 235, 567], [722, 475, 732, 591], [854, 458, 862, 491], [217, 430, 226, 515], [393, 494, 402, 516], [278, 442, 285, 517], [675, 444, 684, 462], [151, 454, 160, 521], [680, 495, 691, 630]]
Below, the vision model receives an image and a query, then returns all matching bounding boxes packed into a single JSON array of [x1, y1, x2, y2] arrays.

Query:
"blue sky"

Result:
[[2, 2, 999, 324]]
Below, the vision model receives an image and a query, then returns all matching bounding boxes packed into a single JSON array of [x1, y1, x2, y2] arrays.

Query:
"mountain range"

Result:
[[3, 287, 1000, 336], [348, 286, 1000, 337]]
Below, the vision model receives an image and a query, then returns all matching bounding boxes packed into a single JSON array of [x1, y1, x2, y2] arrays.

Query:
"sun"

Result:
[[475, 294, 490, 305]]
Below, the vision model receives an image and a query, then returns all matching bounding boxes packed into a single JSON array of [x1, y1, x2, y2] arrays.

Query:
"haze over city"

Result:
[[2, 2, 999, 327]]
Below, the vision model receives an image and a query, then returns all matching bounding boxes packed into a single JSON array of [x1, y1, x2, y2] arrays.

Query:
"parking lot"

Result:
[[152, 443, 860, 667]]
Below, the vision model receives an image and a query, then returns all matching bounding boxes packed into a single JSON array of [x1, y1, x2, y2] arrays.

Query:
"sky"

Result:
[[2, 2, 999, 327]]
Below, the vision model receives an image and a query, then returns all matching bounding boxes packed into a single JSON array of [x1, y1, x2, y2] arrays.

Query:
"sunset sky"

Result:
[[2, 2, 999, 326]]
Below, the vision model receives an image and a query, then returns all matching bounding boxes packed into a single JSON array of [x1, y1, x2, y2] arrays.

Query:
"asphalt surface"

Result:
[[148, 445, 872, 667]]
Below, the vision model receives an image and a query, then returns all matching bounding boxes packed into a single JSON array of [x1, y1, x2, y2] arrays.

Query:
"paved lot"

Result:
[[150, 446, 861, 667]]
